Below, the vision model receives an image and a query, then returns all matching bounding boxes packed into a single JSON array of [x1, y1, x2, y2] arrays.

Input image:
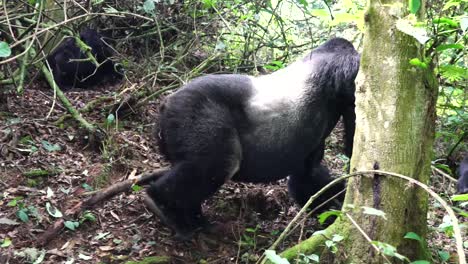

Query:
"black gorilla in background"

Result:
[[457, 156, 468, 194], [46, 29, 122, 89], [147, 38, 360, 239]]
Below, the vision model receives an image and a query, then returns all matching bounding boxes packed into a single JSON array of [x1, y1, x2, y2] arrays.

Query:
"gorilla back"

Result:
[[148, 38, 360, 239]]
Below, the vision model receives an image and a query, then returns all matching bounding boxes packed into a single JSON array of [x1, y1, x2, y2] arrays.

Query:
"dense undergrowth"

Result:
[[0, 0, 466, 263]]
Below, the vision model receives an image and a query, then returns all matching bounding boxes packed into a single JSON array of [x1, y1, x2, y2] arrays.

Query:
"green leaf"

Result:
[[409, 58, 428, 69], [439, 65, 467, 82], [362, 206, 387, 219], [432, 17, 458, 27], [17, 209, 29, 222], [202, 0, 216, 9], [438, 215, 454, 236], [142, 0, 155, 14], [451, 193, 468, 201], [404, 232, 422, 242], [81, 211, 97, 222], [103, 7, 118, 13], [325, 240, 335, 248], [442, 0, 461, 11], [132, 184, 143, 192], [245, 227, 257, 233], [265, 60, 285, 71], [325, 240, 337, 253], [19, 135, 34, 145], [302, 253, 319, 262], [46, 202, 63, 218], [27, 206, 41, 220], [8, 199, 17, 207], [106, 114, 115, 126], [410, 261, 430, 264], [332, 234, 344, 242], [372, 241, 409, 261], [264, 250, 289, 264], [318, 210, 342, 224], [82, 183, 93, 191], [408, 0, 421, 14], [41, 140, 61, 152], [8, 197, 24, 207], [1, 237, 12, 248], [438, 251, 450, 261], [64, 221, 79, 230], [436, 43, 464, 52], [215, 41, 226, 51], [296, 0, 308, 7], [0, 42, 11, 58]]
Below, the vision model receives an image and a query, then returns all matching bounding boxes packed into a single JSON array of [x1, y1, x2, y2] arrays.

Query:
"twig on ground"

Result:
[[35, 167, 169, 246]]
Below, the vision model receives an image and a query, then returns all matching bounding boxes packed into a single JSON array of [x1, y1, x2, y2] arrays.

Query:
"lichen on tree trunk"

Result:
[[342, 0, 437, 261], [278, 0, 438, 262]]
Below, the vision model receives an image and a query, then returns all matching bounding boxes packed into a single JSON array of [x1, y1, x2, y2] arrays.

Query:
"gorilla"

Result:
[[147, 38, 360, 239], [288, 144, 345, 209], [46, 28, 122, 89], [457, 156, 468, 194]]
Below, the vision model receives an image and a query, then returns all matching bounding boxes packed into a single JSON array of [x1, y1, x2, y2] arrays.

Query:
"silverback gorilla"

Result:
[[457, 156, 468, 194], [46, 29, 122, 89], [147, 38, 360, 239]]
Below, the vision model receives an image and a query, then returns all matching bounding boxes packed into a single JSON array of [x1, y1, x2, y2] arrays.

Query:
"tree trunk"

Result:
[[332, 0, 437, 261], [279, 0, 439, 263]]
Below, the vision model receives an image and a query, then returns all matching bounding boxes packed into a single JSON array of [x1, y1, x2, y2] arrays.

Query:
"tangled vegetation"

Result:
[[0, 0, 466, 263]]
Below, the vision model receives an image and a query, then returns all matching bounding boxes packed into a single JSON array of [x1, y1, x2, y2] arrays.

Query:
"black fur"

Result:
[[288, 144, 346, 209], [457, 156, 468, 194], [148, 38, 360, 239], [46, 29, 122, 89]]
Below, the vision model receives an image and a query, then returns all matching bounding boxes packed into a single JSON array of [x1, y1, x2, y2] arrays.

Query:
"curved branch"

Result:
[[264, 170, 465, 263]]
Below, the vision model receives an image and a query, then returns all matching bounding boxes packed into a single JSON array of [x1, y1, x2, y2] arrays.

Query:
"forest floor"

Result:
[[0, 82, 464, 264]]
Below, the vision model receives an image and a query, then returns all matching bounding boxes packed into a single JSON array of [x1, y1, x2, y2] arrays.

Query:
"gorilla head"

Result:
[[46, 28, 123, 89], [147, 38, 360, 239]]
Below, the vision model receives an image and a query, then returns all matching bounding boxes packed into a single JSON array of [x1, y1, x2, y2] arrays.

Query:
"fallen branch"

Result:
[[81, 167, 169, 205], [41, 63, 107, 146], [35, 167, 169, 246], [54, 96, 114, 126]]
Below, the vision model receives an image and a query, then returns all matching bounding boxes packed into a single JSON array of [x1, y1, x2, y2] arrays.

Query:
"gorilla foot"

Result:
[[143, 194, 172, 226], [144, 194, 202, 240]]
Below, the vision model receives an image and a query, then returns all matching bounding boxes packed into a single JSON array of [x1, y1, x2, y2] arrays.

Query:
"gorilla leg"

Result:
[[147, 133, 241, 239], [288, 163, 345, 211]]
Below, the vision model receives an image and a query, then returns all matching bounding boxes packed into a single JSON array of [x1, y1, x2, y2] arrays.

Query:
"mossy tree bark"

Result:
[[279, 0, 438, 263]]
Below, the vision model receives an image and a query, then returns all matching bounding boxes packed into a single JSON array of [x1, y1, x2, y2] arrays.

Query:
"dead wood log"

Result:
[[35, 167, 169, 246]]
